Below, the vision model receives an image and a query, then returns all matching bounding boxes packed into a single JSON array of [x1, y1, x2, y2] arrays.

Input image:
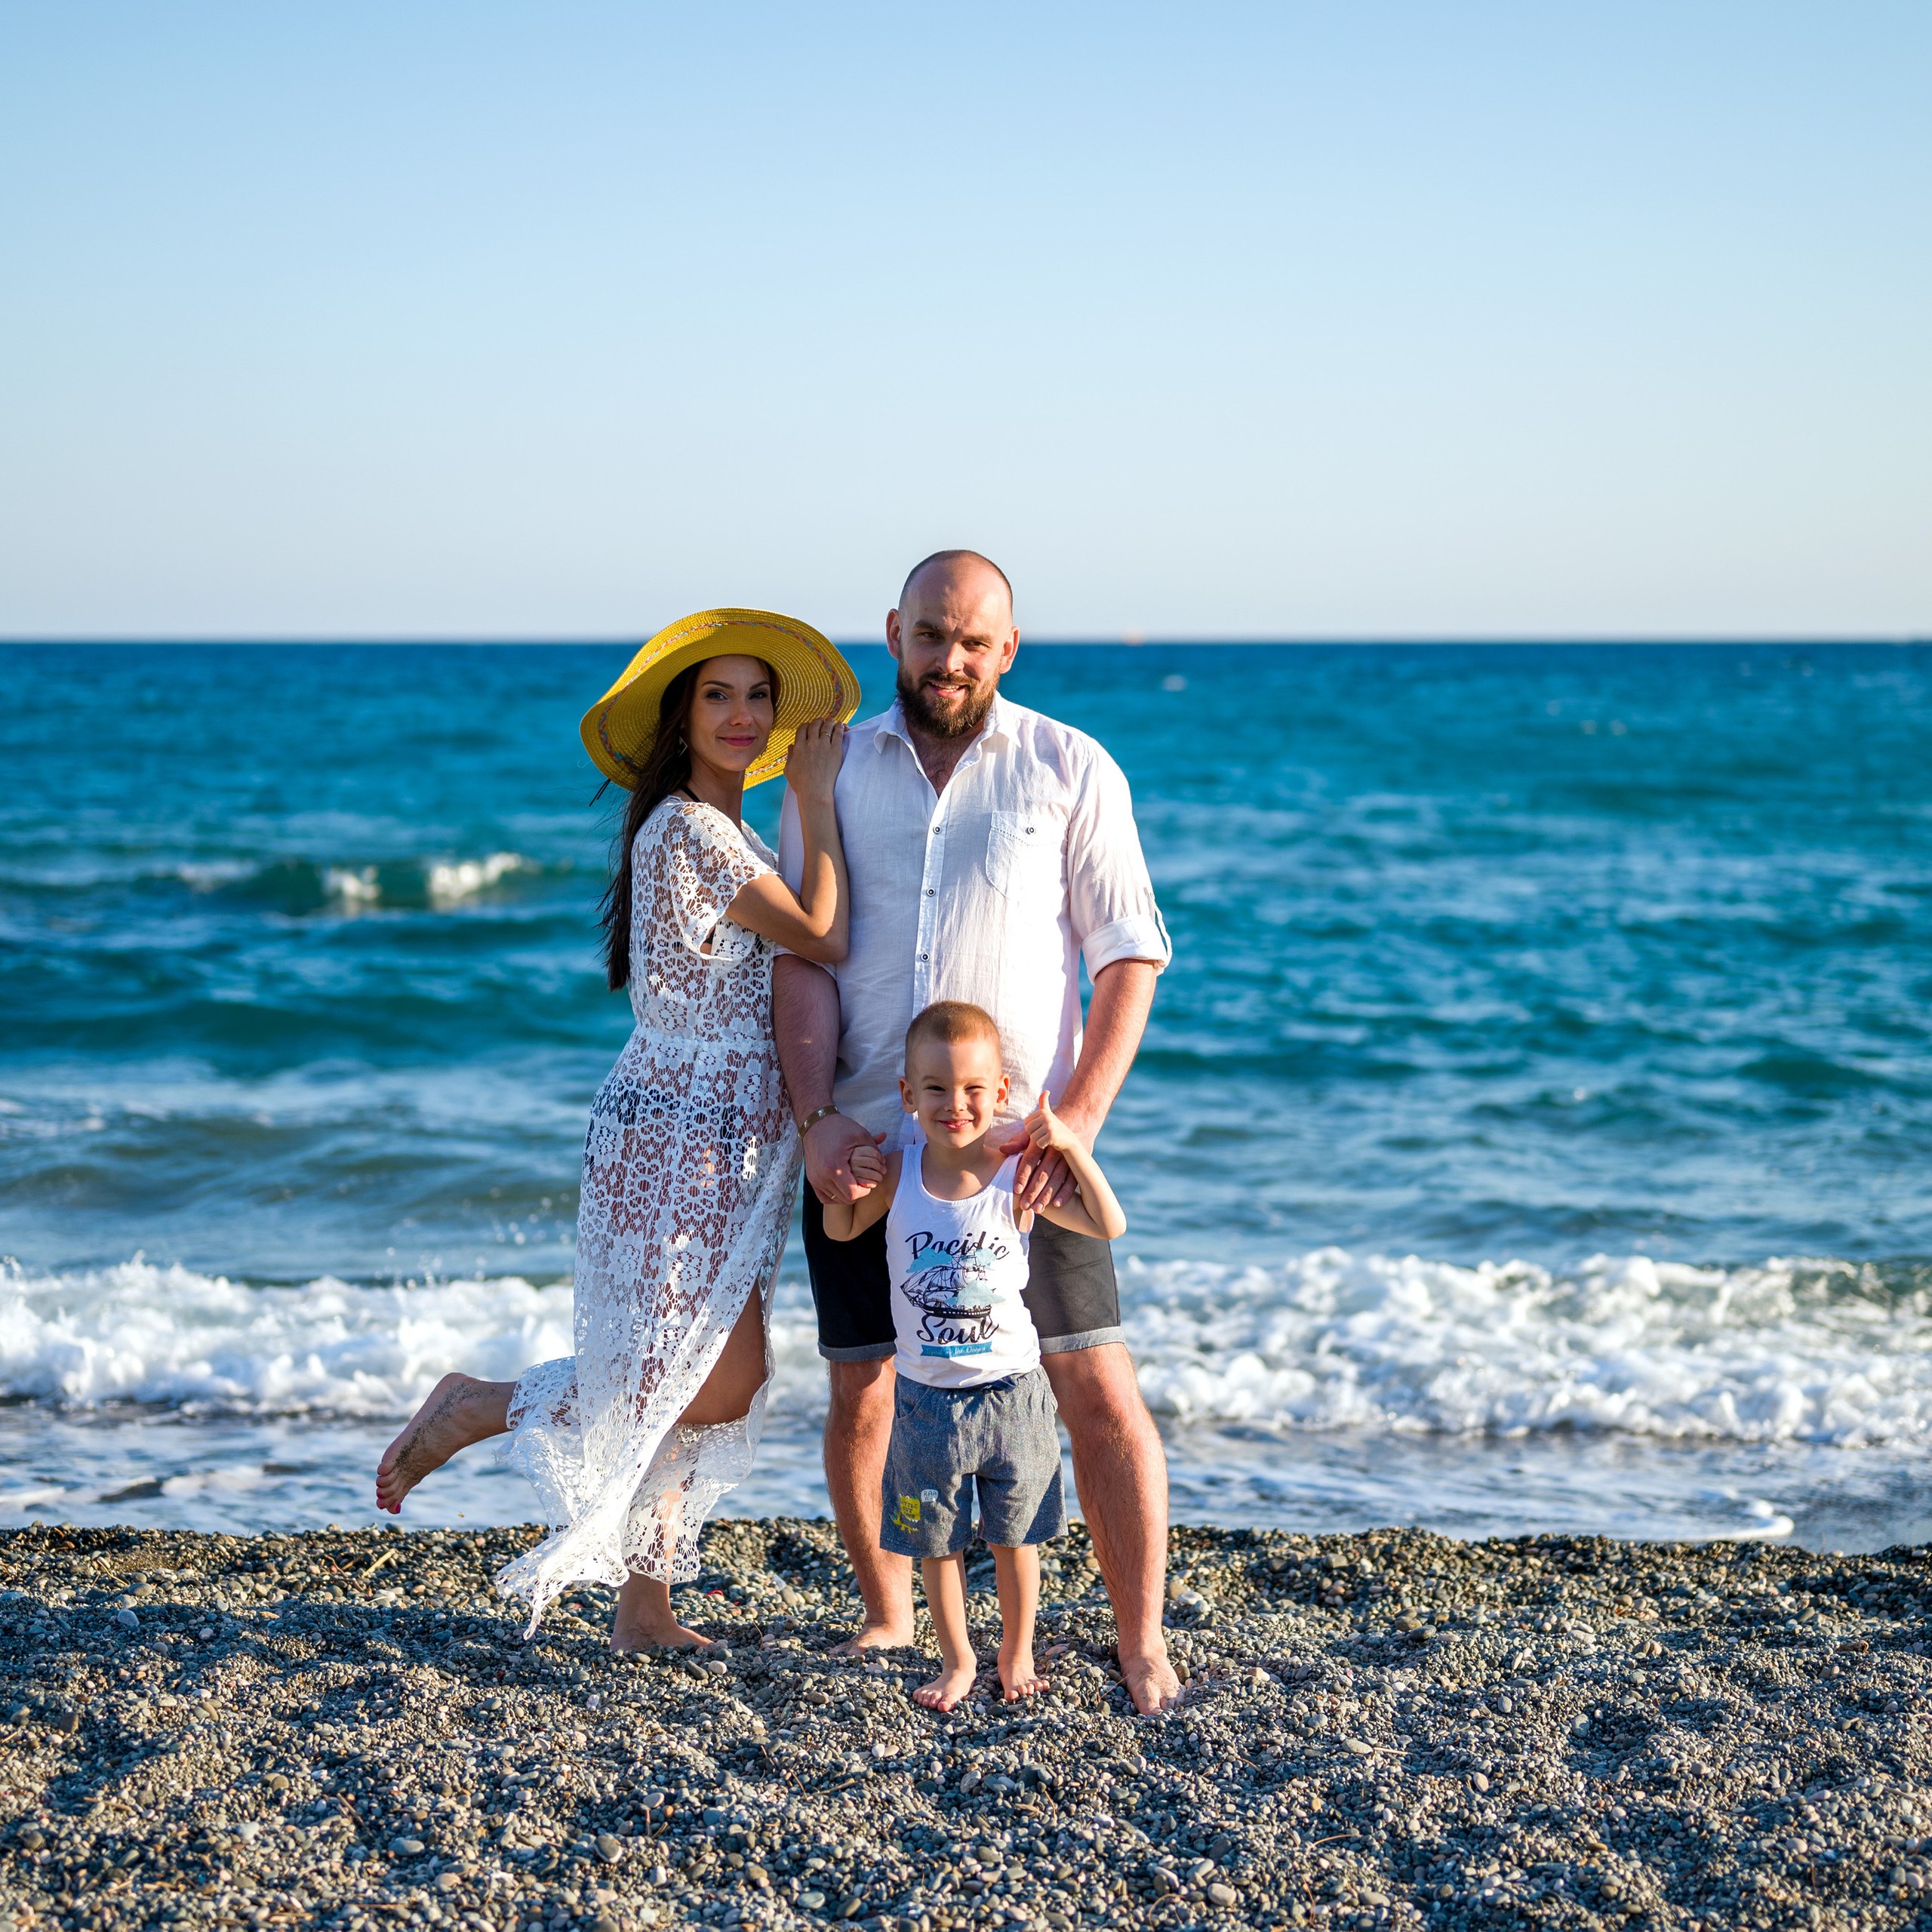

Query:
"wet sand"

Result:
[[5, 1519, 1932, 1932]]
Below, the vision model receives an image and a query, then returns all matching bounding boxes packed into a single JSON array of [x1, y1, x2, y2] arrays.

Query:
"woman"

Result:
[[374, 609, 861, 1647]]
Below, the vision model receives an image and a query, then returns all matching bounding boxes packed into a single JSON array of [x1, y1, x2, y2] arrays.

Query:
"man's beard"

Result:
[[897, 665, 998, 742]]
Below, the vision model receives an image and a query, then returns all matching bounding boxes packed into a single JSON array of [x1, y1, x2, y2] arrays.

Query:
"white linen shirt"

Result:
[[778, 693, 1171, 1147]]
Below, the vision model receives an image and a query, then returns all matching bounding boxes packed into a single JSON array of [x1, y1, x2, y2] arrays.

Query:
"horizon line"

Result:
[[3, 633, 1927, 649]]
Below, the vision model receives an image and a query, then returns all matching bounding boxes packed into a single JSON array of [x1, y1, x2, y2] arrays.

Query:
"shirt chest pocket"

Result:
[[979, 808, 1063, 909]]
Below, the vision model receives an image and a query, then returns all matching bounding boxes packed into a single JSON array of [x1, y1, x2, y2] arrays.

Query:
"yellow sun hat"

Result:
[[580, 608, 863, 790]]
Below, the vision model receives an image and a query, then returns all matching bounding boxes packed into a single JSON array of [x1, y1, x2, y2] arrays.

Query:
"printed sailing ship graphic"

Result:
[[904, 1260, 998, 1358]]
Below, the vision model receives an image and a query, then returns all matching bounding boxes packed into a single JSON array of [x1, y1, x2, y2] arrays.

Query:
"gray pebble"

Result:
[[9, 1516, 1932, 1932]]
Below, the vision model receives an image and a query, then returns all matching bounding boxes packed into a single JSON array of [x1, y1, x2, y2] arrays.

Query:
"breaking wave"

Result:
[[6, 1249, 1931, 1450]]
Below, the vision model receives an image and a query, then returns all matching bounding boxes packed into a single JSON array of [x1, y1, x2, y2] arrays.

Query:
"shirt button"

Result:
[[924, 888, 934, 897], [918, 953, 929, 962]]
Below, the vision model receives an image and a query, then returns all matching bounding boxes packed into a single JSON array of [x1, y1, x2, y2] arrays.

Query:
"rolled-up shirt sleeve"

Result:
[[1066, 745, 1172, 980]]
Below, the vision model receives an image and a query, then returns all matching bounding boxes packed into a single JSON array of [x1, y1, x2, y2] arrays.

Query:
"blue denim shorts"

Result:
[[880, 1366, 1067, 1557]]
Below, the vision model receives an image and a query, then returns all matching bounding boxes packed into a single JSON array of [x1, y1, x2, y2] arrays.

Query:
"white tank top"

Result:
[[885, 1131, 1040, 1389]]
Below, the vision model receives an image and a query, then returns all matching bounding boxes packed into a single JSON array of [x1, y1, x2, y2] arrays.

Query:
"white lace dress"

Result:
[[495, 796, 799, 1633]]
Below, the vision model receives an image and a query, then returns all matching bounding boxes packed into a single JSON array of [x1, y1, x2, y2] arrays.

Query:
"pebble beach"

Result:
[[6, 1520, 1932, 1932]]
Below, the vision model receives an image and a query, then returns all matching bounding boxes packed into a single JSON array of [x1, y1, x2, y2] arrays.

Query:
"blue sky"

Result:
[[1, 2, 1925, 638]]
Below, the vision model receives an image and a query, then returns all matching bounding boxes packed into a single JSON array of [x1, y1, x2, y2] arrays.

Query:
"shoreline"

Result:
[[5, 1520, 1932, 1932]]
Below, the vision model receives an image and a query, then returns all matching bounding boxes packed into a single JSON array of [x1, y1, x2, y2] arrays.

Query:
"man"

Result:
[[774, 549, 1180, 1715]]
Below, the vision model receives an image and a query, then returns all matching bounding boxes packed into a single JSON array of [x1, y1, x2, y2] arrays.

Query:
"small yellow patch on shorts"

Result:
[[892, 1494, 922, 1531]]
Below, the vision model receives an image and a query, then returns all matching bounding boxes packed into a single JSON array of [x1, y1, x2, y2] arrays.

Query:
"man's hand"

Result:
[[1000, 1097, 1097, 1214], [804, 1112, 887, 1206]]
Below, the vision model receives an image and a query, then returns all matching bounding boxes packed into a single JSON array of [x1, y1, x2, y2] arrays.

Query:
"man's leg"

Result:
[[801, 1189, 915, 1650], [1040, 1343, 1180, 1715], [825, 1356, 915, 1650], [1023, 1217, 1180, 1715]]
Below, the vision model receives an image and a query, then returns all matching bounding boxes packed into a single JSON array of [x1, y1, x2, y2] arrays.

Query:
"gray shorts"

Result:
[[880, 1366, 1068, 1557]]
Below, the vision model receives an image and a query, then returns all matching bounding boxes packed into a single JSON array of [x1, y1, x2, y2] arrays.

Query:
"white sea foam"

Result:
[[314, 852, 532, 907], [323, 865, 380, 905], [0, 1487, 70, 1510], [153, 1467, 274, 1498], [4, 1249, 1928, 1452], [1121, 1249, 1932, 1446], [426, 852, 528, 903], [173, 860, 259, 890], [0, 1259, 574, 1414]]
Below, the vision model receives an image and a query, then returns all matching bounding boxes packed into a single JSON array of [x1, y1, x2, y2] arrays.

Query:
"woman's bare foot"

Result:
[[999, 1644, 1048, 1701], [611, 1574, 712, 1654], [611, 1617, 710, 1653], [374, 1374, 512, 1513], [914, 1660, 979, 1712]]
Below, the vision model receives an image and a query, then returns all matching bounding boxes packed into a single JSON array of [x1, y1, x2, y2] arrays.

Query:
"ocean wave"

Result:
[[0, 1259, 575, 1414], [171, 860, 260, 890], [425, 852, 531, 904], [0, 851, 545, 912], [7, 1249, 1931, 1448], [0, 1256, 829, 1420], [1123, 1249, 1932, 1446], [309, 851, 539, 911], [324, 852, 533, 908]]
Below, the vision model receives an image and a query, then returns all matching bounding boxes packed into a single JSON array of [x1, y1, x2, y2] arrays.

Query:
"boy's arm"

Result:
[[1035, 1192, 1115, 1242], [821, 1153, 898, 1242], [1020, 1093, 1127, 1241]]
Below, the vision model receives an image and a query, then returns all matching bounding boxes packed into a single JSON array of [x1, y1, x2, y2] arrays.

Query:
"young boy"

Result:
[[823, 999, 1128, 1709]]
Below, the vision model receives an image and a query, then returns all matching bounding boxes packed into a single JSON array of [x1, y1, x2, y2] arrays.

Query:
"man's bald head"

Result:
[[887, 549, 1021, 744], [899, 549, 1014, 620]]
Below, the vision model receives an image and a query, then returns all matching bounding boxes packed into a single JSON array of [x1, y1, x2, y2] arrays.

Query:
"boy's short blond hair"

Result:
[[903, 999, 1003, 1064]]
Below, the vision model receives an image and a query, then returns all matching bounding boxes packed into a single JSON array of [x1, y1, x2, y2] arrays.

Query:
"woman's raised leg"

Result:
[[610, 1291, 767, 1651], [375, 1374, 515, 1514], [674, 1284, 769, 1425]]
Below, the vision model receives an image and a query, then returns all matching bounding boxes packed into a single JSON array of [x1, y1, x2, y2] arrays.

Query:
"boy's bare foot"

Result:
[[999, 1646, 1048, 1701], [832, 1614, 916, 1657], [914, 1661, 979, 1712], [374, 1374, 510, 1513], [1121, 1648, 1183, 1715]]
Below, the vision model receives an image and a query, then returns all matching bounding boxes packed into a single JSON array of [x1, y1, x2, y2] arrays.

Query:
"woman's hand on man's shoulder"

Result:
[[784, 716, 848, 803]]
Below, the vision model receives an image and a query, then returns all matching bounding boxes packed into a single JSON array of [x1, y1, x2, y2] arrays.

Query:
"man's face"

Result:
[[886, 561, 1020, 742]]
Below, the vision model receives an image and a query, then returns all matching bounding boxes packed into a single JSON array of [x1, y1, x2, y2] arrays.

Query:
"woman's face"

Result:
[[685, 655, 776, 776]]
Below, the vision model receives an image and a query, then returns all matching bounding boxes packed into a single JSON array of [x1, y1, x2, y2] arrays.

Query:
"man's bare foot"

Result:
[[914, 1661, 979, 1712], [999, 1648, 1048, 1701], [832, 1617, 916, 1657], [1121, 1649, 1183, 1715], [374, 1373, 510, 1513]]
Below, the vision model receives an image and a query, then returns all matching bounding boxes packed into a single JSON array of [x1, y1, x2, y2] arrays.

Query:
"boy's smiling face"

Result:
[[900, 1032, 1009, 1151]]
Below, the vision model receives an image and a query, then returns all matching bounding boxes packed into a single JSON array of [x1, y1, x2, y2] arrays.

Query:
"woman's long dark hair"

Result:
[[598, 656, 779, 990]]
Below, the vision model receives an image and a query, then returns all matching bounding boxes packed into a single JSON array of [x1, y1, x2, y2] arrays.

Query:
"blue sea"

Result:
[[5, 641, 1931, 1550]]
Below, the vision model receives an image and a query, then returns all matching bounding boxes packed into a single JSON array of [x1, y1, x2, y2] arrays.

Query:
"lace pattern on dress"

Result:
[[494, 798, 798, 1634]]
